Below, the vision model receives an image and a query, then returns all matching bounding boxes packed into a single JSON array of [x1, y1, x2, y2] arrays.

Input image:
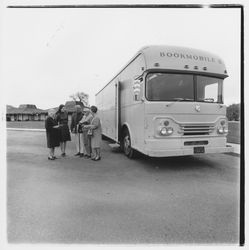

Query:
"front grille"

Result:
[[180, 124, 215, 136]]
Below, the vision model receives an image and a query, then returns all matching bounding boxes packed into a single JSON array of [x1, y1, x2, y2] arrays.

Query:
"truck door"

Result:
[[115, 81, 121, 142]]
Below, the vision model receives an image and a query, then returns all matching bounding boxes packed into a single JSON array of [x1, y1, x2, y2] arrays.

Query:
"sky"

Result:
[[0, 3, 241, 109]]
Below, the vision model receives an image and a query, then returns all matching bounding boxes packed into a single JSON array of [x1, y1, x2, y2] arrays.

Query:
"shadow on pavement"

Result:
[[108, 143, 225, 173]]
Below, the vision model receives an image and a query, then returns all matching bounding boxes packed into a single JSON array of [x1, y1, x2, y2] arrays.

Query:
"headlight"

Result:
[[223, 127, 228, 133], [167, 127, 174, 135], [217, 126, 228, 134], [160, 127, 174, 136], [220, 120, 226, 126], [160, 127, 168, 135], [217, 126, 224, 134], [163, 120, 169, 126]]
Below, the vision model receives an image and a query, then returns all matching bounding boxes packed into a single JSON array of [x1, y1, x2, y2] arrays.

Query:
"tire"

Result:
[[122, 128, 136, 159]]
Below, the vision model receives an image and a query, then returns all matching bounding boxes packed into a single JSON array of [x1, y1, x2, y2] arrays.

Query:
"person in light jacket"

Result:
[[79, 108, 93, 158], [70, 105, 83, 156], [84, 105, 102, 161]]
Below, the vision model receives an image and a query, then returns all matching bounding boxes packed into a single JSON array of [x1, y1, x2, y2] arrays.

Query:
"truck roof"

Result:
[[96, 45, 228, 96], [139, 45, 228, 78]]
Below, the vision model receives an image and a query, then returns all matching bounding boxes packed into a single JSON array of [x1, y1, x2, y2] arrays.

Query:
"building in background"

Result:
[[6, 101, 88, 121], [6, 104, 47, 121], [63, 101, 85, 121]]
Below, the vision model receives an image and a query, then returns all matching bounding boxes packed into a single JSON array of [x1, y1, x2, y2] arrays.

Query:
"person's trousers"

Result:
[[74, 133, 84, 153], [81, 132, 91, 156]]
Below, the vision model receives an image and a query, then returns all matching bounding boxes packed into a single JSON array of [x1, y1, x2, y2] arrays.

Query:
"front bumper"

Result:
[[143, 137, 234, 157]]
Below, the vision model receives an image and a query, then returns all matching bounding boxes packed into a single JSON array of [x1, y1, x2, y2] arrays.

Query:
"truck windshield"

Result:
[[146, 73, 194, 101], [146, 73, 223, 103], [196, 75, 223, 103]]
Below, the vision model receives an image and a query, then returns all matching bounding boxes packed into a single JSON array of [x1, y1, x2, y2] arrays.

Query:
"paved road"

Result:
[[7, 131, 240, 244]]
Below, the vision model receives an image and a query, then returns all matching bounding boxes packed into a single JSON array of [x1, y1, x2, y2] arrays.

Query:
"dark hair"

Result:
[[90, 105, 98, 113], [57, 104, 65, 113]]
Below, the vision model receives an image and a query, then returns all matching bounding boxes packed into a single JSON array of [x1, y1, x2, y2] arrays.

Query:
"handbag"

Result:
[[87, 116, 97, 136], [78, 124, 83, 133], [87, 129, 93, 136]]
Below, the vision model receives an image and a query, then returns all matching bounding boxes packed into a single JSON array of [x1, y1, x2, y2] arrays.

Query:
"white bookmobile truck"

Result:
[[95, 45, 233, 158]]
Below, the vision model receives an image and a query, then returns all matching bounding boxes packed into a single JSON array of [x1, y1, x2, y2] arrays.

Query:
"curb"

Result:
[[7, 128, 45, 132], [224, 152, 240, 157], [226, 143, 240, 157]]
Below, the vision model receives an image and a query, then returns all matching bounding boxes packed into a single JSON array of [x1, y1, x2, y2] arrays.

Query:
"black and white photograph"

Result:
[[0, 0, 244, 247]]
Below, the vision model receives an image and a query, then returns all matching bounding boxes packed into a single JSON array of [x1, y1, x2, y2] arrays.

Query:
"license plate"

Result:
[[194, 146, 205, 154]]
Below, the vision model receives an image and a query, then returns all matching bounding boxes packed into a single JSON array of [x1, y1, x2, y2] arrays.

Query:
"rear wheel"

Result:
[[122, 128, 136, 159]]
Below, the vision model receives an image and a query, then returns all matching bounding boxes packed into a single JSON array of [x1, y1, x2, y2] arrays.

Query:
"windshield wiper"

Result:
[[166, 98, 194, 107], [172, 98, 194, 102], [204, 98, 214, 102], [198, 98, 215, 103]]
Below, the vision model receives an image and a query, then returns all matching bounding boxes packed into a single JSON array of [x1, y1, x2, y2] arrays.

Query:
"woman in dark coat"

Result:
[[55, 104, 71, 157], [45, 109, 61, 160]]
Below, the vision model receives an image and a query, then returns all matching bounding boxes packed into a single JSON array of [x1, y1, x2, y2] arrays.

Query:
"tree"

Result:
[[226, 103, 240, 121], [69, 91, 89, 107]]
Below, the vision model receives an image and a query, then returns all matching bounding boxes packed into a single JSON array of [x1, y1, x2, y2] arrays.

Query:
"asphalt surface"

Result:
[[7, 130, 240, 244]]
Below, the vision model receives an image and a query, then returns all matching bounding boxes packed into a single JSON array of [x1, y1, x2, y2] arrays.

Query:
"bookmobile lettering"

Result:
[[160, 52, 222, 64]]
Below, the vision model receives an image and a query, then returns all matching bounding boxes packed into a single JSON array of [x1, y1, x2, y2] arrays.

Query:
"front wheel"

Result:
[[122, 129, 136, 159]]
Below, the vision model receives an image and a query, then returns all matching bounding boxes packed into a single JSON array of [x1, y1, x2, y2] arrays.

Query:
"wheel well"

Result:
[[120, 125, 129, 150], [121, 125, 128, 138], [120, 124, 137, 159]]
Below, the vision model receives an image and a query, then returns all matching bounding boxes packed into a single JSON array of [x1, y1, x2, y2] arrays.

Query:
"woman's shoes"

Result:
[[92, 156, 101, 161], [48, 154, 100, 160], [48, 156, 57, 160]]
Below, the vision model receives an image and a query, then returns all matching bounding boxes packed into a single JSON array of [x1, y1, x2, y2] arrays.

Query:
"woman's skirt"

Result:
[[59, 124, 71, 142], [91, 128, 102, 148], [46, 129, 60, 148]]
